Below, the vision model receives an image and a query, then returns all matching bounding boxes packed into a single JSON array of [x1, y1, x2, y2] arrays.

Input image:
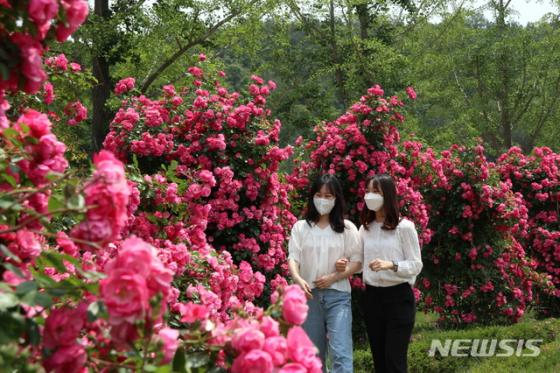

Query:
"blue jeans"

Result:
[[303, 288, 353, 373]]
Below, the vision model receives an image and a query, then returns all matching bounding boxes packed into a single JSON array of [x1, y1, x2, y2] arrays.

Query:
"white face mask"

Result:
[[364, 192, 384, 211], [313, 197, 336, 216]]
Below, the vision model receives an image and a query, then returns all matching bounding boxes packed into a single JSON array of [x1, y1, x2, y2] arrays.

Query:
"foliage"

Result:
[[354, 316, 560, 372], [104, 60, 297, 300]]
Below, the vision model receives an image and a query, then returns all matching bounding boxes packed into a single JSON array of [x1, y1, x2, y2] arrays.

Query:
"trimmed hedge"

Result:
[[353, 317, 560, 372]]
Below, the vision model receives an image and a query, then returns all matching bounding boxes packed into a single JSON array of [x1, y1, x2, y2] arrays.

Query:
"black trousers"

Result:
[[362, 282, 416, 373]]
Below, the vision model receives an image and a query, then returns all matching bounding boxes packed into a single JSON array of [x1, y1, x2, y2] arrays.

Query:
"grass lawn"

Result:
[[353, 312, 560, 373]]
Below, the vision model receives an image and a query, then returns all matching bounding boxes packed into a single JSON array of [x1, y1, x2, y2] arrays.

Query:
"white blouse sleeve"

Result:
[[396, 220, 423, 277], [288, 221, 303, 264], [344, 220, 363, 263]]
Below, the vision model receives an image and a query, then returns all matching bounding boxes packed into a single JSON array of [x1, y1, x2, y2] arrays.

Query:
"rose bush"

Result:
[[0, 4, 321, 371], [104, 61, 297, 301], [496, 146, 560, 317], [397, 142, 554, 325], [288, 84, 431, 244]]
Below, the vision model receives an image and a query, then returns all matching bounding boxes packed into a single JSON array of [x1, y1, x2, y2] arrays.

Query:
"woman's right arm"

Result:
[[288, 222, 313, 299], [288, 259, 312, 299]]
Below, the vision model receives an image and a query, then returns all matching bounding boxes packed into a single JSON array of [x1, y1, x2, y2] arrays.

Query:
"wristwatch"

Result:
[[391, 260, 398, 272]]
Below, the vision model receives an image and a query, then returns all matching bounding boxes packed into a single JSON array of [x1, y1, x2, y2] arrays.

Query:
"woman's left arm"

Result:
[[395, 221, 423, 277]]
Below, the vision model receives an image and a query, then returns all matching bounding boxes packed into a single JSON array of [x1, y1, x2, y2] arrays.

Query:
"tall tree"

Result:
[[91, 0, 112, 152]]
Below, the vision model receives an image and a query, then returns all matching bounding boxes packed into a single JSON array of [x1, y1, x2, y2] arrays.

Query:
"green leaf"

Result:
[[18, 123, 30, 135], [26, 319, 40, 346], [3, 263, 25, 278], [66, 194, 85, 210], [46, 287, 69, 297], [1, 128, 19, 139], [185, 352, 210, 369], [45, 172, 64, 181], [87, 300, 106, 322], [15, 281, 37, 296], [172, 346, 187, 373], [0, 244, 21, 264], [0, 197, 19, 210], [0, 311, 25, 344], [47, 194, 64, 214], [33, 292, 53, 308], [155, 366, 172, 373], [41, 251, 68, 273], [2, 174, 17, 187], [0, 292, 19, 311]]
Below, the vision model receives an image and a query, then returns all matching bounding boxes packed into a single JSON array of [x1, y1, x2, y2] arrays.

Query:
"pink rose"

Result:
[[100, 269, 150, 323], [15, 229, 42, 260], [70, 219, 113, 245], [406, 86, 417, 100], [188, 66, 203, 78], [263, 336, 287, 366], [231, 328, 265, 353], [259, 316, 280, 338], [279, 363, 307, 373], [110, 321, 139, 350], [231, 349, 273, 373], [367, 84, 384, 96], [43, 82, 55, 104], [55, 0, 89, 42], [43, 307, 85, 349], [28, 0, 59, 26], [43, 343, 87, 373], [282, 285, 308, 325], [16, 109, 52, 138], [178, 302, 210, 324], [105, 237, 155, 277], [287, 327, 321, 372], [158, 327, 179, 363], [10, 33, 46, 93], [114, 77, 136, 95], [55, 231, 78, 256]]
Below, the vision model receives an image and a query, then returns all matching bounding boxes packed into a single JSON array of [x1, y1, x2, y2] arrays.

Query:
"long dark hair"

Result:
[[305, 174, 346, 233], [361, 174, 400, 231]]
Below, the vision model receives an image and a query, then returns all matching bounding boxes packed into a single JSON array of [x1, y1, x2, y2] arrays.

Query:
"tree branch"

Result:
[[140, 6, 249, 93]]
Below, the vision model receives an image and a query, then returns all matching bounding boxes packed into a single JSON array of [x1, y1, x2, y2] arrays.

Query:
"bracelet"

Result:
[[392, 260, 398, 272]]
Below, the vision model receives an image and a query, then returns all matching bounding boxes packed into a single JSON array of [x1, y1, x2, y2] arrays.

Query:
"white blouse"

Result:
[[361, 218, 423, 287], [288, 219, 362, 293]]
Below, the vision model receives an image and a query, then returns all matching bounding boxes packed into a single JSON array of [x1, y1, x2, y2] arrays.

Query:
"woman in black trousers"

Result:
[[338, 174, 423, 373]]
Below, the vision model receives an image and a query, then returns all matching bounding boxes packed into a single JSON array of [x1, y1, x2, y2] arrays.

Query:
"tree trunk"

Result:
[[355, 3, 369, 40], [495, 0, 512, 149], [91, 0, 112, 152]]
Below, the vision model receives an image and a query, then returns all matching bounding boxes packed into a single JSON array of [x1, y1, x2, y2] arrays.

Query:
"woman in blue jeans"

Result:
[[288, 174, 362, 373]]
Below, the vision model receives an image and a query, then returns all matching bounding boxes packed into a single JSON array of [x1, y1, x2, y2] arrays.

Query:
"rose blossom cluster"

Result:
[[397, 142, 552, 325], [70, 150, 131, 248], [103, 61, 296, 296], [42, 305, 89, 373], [0, 5, 305, 372], [0, 0, 89, 95], [100, 236, 174, 348], [174, 284, 321, 373], [497, 146, 560, 316], [128, 170, 269, 319]]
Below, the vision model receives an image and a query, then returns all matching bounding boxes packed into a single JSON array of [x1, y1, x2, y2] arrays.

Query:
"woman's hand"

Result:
[[335, 258, 348, 272], [295, 276, 313, 299], [369, 259, 394, 272], [313, 273, 339, 289]]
